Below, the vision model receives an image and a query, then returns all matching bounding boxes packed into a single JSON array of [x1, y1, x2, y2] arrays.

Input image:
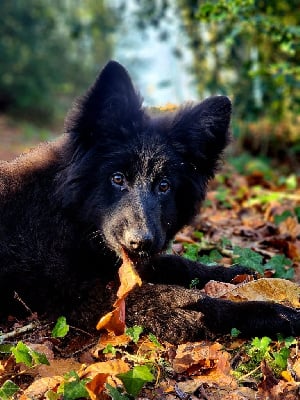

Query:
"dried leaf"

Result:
[[173, 342, 236, 388], [96, 298, 126, 335], [96, 250, 142, 334], [85, 373, 109, 400], [218, 278, 300, 307], [20, 376, 63, 399], [81, 359, 130, 380], [278, 217, 300, 239]]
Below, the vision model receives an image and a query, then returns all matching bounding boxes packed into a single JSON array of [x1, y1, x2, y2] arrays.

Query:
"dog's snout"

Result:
[[125, 230, 154, 252]]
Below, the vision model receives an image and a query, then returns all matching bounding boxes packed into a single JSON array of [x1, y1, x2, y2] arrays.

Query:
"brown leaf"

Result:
[[96, 250, 142, 334], [96, 298, 126, 335], [80, 359, 130, 380], [173, 342, 236, 388], [85, 373, 110, 400], [116, 251, 142, 298], [218, 278, 300, 307], [278, 217, 300, 239], [20, 376, 63, 400]]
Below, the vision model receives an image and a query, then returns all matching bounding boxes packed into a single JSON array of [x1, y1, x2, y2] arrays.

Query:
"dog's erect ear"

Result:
[[171, 96, 231, 176], [64, 61, 142, 136]]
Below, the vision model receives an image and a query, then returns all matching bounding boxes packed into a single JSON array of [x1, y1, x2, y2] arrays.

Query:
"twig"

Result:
[[0, 323, 36, 342], [14, 291, 33, 315]]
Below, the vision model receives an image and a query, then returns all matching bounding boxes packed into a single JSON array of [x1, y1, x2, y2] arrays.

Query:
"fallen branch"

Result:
[[0, 323, 36, 342]]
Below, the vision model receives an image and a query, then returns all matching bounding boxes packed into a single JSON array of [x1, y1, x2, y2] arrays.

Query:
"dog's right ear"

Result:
[[64, 61, 143, 139]]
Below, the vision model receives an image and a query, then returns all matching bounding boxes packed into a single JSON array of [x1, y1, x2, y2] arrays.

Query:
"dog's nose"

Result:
[[125, 230, 154, 252]]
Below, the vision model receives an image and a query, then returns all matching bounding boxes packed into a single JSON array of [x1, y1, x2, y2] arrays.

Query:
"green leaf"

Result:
[[274, 210, 293, 225], [103, 344, 117, 355], [148, 333, 162, 348], [183, 243, 200, 261], [0, 380, 20, 400], [46, 390, 61, 400], [198, 249, 222, 265], [189, 277, 200, 289], [274, 347, 290, 369], [231, 328, 241, 337], [125, 325, 143, 344], [117, 365, 154, 397], [0, 344, 13, 354], [31, 349, 50, 366], [264, 254, 294, 279], [233, 246, 264, 273], [11, 341, 34, 367], [57, 371, 89, 400], [105, 383, 131, 399], [52, 316, 69, 338], [250, 336, 272, 357], [10, 341, 50, 367]]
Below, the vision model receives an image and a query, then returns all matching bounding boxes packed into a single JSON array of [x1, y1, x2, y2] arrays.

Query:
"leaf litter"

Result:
[[0, 165, 300, 399]]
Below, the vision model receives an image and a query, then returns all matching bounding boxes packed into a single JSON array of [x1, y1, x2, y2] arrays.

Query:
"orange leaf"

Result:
[[117, 251, 142, 298], [96, 249, 142, 335], [96, 298, 125, 334], [85, 373, 109, 400], [81, 359, 130, 379]]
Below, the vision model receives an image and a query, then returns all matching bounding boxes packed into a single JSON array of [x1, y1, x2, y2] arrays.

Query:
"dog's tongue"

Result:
[[96, 249, 142, 335]]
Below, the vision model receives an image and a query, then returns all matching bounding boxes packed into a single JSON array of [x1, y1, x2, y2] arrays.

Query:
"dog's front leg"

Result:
[[142, 254, 256, 288]]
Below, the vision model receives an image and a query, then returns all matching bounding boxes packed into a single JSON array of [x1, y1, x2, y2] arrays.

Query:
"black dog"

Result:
[[0, 61, 298, 337]]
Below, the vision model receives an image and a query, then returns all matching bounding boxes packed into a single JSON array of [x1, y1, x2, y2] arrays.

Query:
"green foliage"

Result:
[[10, 341, 49, 367], [234, 336, 294, 379], [233, 246, 264, 274], [103, 344, 118, 356], [126, 325, 144, 344], [57, 370, 90, 400], [274, 210, 294, 225], [117, 365, 155, 397], [230, 328, 241, 338], [198, 249, 222, 265], [51, 316, 70, 338], [183, 238, 294, 278], [0, 380, 19, 400], [264, 254, 294, 279], [0, 0, 116, 120], [148, 333, 162, 348], [106, 384, 131, 400]]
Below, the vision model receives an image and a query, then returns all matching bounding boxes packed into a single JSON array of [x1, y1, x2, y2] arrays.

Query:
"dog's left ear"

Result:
[[171, 96, 231, 176], [64, 60, 142, 137]]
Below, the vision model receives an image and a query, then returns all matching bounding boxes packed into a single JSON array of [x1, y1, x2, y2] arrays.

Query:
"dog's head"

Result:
[[60, 61, 231, 260]]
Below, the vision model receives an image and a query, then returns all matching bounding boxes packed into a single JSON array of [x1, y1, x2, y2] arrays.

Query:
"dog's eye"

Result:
[[158, 179, 170, 193], [111, 172, 125, 186]]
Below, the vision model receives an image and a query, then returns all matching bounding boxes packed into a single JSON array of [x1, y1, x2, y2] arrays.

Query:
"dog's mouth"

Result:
[[120, 247, 153, 266]]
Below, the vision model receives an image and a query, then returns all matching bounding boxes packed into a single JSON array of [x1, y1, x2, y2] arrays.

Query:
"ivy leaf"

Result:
[[105, 383, 131, 399], [57, 371, 89, 400], [52, 316, 69, 338], [125, 325, 143, 344], [0, 380, 19, 400], [264, 254, 294, 279], [117, 365, 154, 397], [11, 341, 34, 367], [233, 246, 264, 273]]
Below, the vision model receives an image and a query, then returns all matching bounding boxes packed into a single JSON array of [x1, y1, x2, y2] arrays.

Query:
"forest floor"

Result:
[[0, 115, 300, 399]]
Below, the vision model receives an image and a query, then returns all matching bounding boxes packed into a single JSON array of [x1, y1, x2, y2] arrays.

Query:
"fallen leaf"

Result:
[[173, 342, 237, 388], [85, 373, 109, 400], [96, 299, 126, 335], [80, 359, 130, 380], [278, 217, 300, 239], [96, 250, 142, 334], [217, 278, 300, 307], [20, 376, 63, 399]]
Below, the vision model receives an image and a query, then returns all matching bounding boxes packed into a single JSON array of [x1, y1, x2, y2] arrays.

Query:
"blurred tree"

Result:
[[127, 0, 300, 121], [0, 0, 117, 121]]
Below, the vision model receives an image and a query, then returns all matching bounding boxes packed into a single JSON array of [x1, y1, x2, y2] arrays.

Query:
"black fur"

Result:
[[0, 61, 298, 338]]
